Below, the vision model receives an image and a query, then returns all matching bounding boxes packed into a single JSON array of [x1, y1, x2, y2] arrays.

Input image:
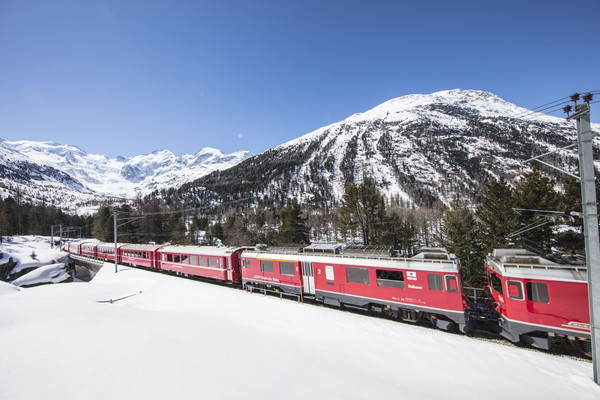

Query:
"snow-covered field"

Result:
[[1, 238, 599, 399]]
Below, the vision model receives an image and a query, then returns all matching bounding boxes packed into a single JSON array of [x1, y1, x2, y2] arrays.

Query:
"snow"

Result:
[[10, 263, 70, 287], [1, 236, 69, 275], [1, 237, 599, 399]]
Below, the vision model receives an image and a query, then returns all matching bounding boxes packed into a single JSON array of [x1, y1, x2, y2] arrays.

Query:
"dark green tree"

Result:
[[380, 212, 417, 254], [512, 169, 559, 253], [92, 206, 113, 242], [476, 177, 519, 254], [339, 183, 386, 245], [437, 199, 484, 285], [277, 198, 309, 244]]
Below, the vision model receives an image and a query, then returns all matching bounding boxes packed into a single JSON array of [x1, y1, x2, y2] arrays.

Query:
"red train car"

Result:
[[66, 241, 83, 254], [80, 242, 99, 258], [485, 249, 590, 353], [96, 242, 125, 263], [121, 244, 165, 269], [157, 245, 245, 283], [241, 245, 465, 331]]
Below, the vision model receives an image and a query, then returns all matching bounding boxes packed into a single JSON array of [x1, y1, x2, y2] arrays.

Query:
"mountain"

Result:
[[186, 89, 600, 209], [0, 140, 251, 213], [2, 89, 598, 215]]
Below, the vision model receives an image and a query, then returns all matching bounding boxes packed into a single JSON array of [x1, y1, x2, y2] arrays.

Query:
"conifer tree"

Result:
[[437, 199, 483, 284], [512, 169, 559, 253], [476, 177, 518, 254], [92, 206, 113, 242], [277, 198, 310, 244], [339, 183, 386, 245]]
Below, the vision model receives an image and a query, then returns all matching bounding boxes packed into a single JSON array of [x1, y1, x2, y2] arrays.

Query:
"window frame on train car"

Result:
[[174, 254, 181, 263], [526, 281, 549, 303], [490, 272, 504, 296], [279, 261, 295, 276], [507, 280, 524, 301], [375, 269, 404, 289], [243, 259, 251, 268], [208, 257, 217, 268], [428, 273, 444, 291], [198, 257, 207, 267], [181, 255, 189, 264], [260, 260, 274, 273], [346, 267, 370, 285], [189, 256, 197, 266], [166, 254, 173, 262], [325, 265, 335, 281], [445, 275, 458, 293]]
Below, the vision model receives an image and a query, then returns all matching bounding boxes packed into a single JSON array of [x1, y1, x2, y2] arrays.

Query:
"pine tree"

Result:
[[339, 183, 386, 245], [512, 169, 559, 253], [277, 198, 309, 244], [476, 177, 518, 254], [92, 206, 113, 242], [437, 199, 484, 285], [380, 212, 417, 254]]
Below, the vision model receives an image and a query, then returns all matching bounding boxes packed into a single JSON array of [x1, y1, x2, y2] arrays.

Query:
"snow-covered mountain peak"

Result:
[[0, 140, 252, 213]]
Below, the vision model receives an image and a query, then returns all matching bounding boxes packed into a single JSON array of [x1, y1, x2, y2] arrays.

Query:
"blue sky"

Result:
[[1, 0, 598, 158]]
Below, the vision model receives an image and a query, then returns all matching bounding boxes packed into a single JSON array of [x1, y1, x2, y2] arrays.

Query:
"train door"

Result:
[[302, 261, 315, 294], [226, 257, 233, 281]]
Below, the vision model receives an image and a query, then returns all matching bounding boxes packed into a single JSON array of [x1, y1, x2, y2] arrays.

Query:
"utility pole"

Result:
[[570, 99, 600, 384], [113, 212, 118, 274]]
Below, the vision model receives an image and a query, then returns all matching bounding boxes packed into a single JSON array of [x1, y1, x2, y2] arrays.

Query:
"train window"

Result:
[[243, 259, 251, 268], [376, 270, 404, 289], [198, 257, 206, 266], [260, 260, 274, 273], [507, 281, 524, 300], [445, 276, 458, 293], [208, 257, 217, 267], [189, 256, 197, 265], [174, 255, 181, 263], [490, 273, 503, 295], [325, 265, 334, 281], [428, 274, 443, 291], [346, 267, 370, 285], [181, 255, 189, 264], [526, 282, 549, 303], [167, 254, 173, 262], [280, 262, 295, 276]]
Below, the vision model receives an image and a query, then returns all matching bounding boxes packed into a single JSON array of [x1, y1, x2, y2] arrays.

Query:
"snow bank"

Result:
[[10, 263, 71, 287], [1, 235, 69, 276], [0, 259, 598, 400]]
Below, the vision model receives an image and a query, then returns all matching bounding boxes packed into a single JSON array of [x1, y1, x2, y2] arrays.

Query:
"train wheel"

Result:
[[569, 338, 592, 358]]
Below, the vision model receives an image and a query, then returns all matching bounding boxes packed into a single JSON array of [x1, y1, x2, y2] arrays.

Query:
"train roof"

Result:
[[121, 244, 167, 251], [486, 249, 587, 282], [158, 245, 245, 256], [243, 246, 460, 272]]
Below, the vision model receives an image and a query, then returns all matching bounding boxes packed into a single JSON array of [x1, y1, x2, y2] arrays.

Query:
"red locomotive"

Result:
[[241, 245, 465, 331], [484, 249, 590, 355]]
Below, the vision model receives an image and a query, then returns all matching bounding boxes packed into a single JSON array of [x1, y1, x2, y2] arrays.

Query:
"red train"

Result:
[[66, 241, 592, 355], [484, 248, 590, 355]]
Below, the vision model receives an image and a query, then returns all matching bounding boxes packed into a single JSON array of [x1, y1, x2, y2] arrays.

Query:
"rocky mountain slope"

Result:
[[186, 89, 600, 209]]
